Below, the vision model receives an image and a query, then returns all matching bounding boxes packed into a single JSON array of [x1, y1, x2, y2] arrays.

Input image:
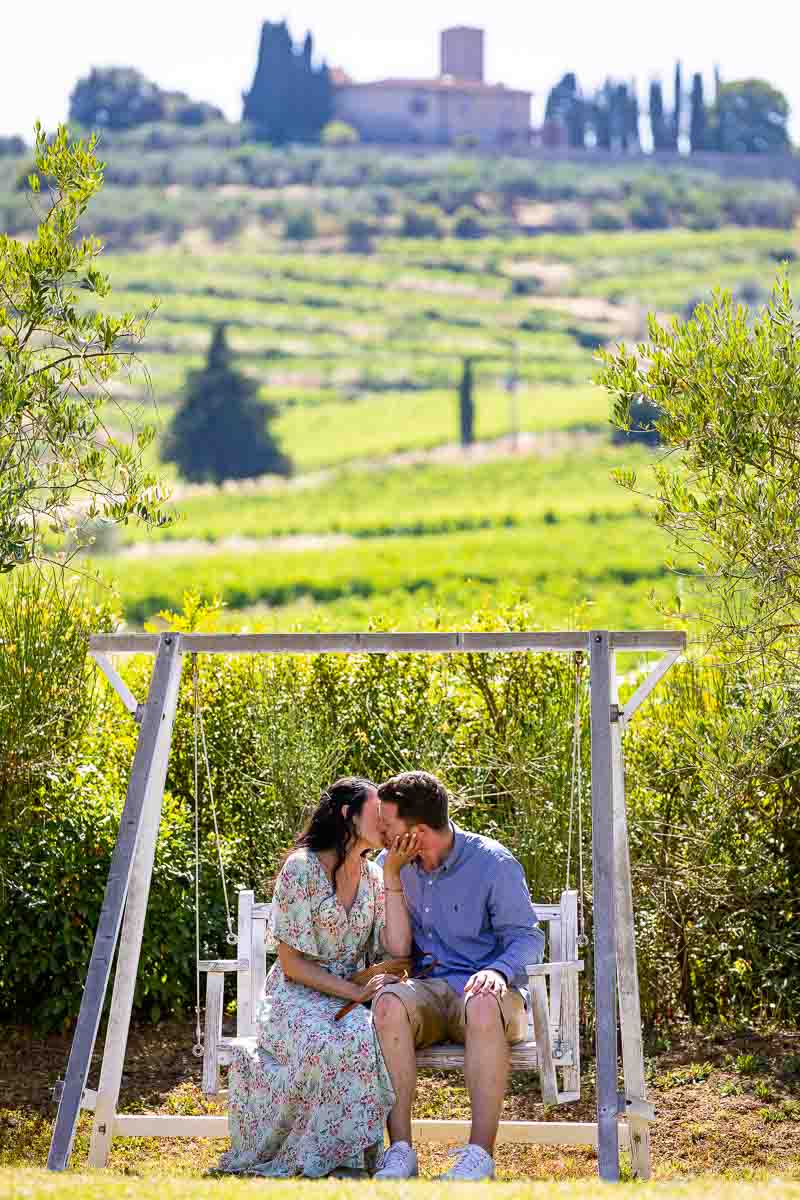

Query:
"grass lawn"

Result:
[[3, 1023, 799, 1189], [2, 1171, 800, 1198]]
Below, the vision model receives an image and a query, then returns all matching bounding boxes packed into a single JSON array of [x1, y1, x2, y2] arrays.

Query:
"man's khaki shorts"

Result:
[[378, 977, 528, 1048]]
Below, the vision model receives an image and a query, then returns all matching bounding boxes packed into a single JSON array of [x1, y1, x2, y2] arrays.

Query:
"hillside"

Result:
[[2, 142, 798, 629]]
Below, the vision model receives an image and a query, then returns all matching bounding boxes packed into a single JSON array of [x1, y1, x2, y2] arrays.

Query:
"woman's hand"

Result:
[[384, 831, 419, 882], [351, 972, 402, 1003]]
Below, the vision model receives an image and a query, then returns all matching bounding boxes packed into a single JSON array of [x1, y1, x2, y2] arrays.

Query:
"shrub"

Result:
[[345, 215, 375, 253], [321, 120, 359, 147], [283, 208, 317, 240], [0, 568, 117, 826], [590, 202, 627, 231], [452, 207, 486, 239], [401, 204, 445, 238]]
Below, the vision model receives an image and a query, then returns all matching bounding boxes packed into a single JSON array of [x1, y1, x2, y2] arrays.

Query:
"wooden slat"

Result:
[[548, 918, 562, 1036], [252, 903, 272, 921], [89, 631, 685, 657], [529, 976, 558, 1104], [559, 890, 581, 1097], [202, 974, 225, 1095], [612, 670, 652, 1180], [251, 917, 266, 1026], [237, 891, 255, 1037], [198, 958, 249, 974], [527, 960, 584, 975], [215, 1036, 572, 1072], [531, 905, 560, 921], [111, 1113, 630, 1148]]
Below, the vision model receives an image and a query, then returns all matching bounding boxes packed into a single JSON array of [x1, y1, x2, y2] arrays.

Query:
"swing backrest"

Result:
[[233, 887, 580, 1048]]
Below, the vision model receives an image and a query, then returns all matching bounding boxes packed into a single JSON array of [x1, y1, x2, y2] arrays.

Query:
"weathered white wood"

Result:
[[237, 891, 255, 1037], [590, 631, 620, 1182], [199, 959, 250, 974], [611, 631, 685, 653], [611, 669, 652, 1180], [79, 1089, 97, 1112], [526, 960, 584, 976], [202, 974, 225, 1095], [47, 634, 183, 1173], [620, 650, 681, 726], [109, 1113, 630, 1149], [89, 630, 685, 657], [559, 890, 581, 1096], [529, 976, 558, 1104], [91, 653, 142, 720], [251, 918, 267, 1027], [548, 917, 562, 1033], [86, 634, 185, 1171], [532, 905, 561, 922]]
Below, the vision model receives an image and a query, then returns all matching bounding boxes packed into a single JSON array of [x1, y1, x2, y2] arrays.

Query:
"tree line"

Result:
[[545, 66, 791, 154], [1, 22, 792, 156]]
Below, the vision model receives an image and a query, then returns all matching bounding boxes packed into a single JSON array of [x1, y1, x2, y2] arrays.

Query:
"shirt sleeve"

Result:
[[266, 853, 322, 959], [486, 855, 545, 983]]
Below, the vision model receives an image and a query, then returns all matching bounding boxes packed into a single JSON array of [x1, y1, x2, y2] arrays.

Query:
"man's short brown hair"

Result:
[[377, 770, 449, 830]]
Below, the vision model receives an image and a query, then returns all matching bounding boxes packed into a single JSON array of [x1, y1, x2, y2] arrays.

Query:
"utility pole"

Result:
[[505, 342, 520, 451]]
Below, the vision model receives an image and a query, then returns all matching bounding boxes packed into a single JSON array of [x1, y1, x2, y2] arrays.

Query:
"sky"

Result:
[[2, 1, 799, 142]]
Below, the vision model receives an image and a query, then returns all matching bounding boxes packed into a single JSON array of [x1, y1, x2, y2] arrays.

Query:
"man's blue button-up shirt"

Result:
[[379, 823, 544, 996]]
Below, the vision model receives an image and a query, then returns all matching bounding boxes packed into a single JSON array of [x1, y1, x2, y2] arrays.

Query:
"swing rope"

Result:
[[565, 651, 589, 948], [191, 653, 237, 1059]]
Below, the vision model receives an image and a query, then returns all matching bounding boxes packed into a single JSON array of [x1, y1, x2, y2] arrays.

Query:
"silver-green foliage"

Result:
[[598, 272, 800, 671], [0, 124, 173, 571]]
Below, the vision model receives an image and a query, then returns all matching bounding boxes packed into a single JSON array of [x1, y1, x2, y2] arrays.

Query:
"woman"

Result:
[[216, 776, 417, 1178]]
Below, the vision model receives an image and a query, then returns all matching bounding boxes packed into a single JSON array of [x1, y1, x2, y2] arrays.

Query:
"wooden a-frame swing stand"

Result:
[[47, 629, 684, 1182]]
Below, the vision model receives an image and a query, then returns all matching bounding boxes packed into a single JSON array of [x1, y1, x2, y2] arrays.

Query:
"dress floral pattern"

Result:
[[215, 849, 394, 1178]]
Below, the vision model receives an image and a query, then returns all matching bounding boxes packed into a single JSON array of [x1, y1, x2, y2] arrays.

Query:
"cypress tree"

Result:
[[689, 73, 707, 152], [649, 79, 669, 151], [163, 324, 291, 483], [458, 359, 475, 447], [671, 61, 683, 150], [243, 20, 331, 143]]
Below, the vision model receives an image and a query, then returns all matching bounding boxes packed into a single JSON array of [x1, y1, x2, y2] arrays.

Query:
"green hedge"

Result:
[[0, 588, 798, 1031]]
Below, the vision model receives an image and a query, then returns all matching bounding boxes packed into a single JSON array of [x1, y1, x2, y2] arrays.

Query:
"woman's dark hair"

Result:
[[291, 776, 377, 892]]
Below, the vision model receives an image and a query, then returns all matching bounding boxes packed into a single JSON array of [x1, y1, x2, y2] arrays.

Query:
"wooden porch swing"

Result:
[[46, 629, 684, 1182]]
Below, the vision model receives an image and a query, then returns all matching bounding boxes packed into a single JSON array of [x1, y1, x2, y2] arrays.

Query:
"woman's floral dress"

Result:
[[215, 849, 394, 1177]]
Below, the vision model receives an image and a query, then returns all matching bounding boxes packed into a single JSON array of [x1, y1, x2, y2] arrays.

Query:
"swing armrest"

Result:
[[199, 958, 250, 973], [526, 960, 584, 976]]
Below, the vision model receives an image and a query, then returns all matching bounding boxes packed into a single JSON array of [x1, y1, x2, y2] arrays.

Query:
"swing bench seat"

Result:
[[200, 886, 585, 1123]]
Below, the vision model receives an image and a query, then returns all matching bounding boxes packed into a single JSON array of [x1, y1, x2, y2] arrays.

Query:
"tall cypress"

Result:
[[243, 20, 331, 143], [163, 324, 291, 483], [689, 73, 707, 152], [671, 61, 683, 151], [458, 359, 475, 447], [649, 79, 669, 151]]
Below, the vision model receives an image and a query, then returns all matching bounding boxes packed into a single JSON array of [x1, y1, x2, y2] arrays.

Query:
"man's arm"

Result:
[[486, 856, 545, 984]]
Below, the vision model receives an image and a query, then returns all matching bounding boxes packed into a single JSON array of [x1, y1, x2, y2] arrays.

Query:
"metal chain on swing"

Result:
[[192, 653, 238, 1059], [565, 651, 589, 949]]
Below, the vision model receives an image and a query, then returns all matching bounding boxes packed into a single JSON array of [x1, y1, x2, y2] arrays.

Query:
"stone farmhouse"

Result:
[[332, 28, 531, 148]]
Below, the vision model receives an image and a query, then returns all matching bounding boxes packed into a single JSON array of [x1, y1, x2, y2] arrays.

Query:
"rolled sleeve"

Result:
[[487, 857, 545, 985]]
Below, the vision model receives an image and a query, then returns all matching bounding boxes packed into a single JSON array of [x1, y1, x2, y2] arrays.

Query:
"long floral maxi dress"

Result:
[[215, 849, 395, 1177]]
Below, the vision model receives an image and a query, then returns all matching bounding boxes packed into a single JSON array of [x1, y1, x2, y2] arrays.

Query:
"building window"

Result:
[[409, 95, 429, 116]]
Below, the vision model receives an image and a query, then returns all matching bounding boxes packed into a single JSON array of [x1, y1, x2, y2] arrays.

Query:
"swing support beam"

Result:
[[48, 628, 684, 1181]]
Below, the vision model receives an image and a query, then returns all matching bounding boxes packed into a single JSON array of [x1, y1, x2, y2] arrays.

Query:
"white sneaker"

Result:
[[373, 1140, 419, 1179], [437, 1143, 496, 1181]]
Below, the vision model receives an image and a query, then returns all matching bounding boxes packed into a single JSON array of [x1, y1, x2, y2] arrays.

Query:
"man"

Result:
[[373, 770, 544, 1182]]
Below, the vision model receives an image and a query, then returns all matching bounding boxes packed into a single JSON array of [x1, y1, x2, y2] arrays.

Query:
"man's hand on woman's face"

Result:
[[463, 968, 507, 999], [383, 831, 420, 875]]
